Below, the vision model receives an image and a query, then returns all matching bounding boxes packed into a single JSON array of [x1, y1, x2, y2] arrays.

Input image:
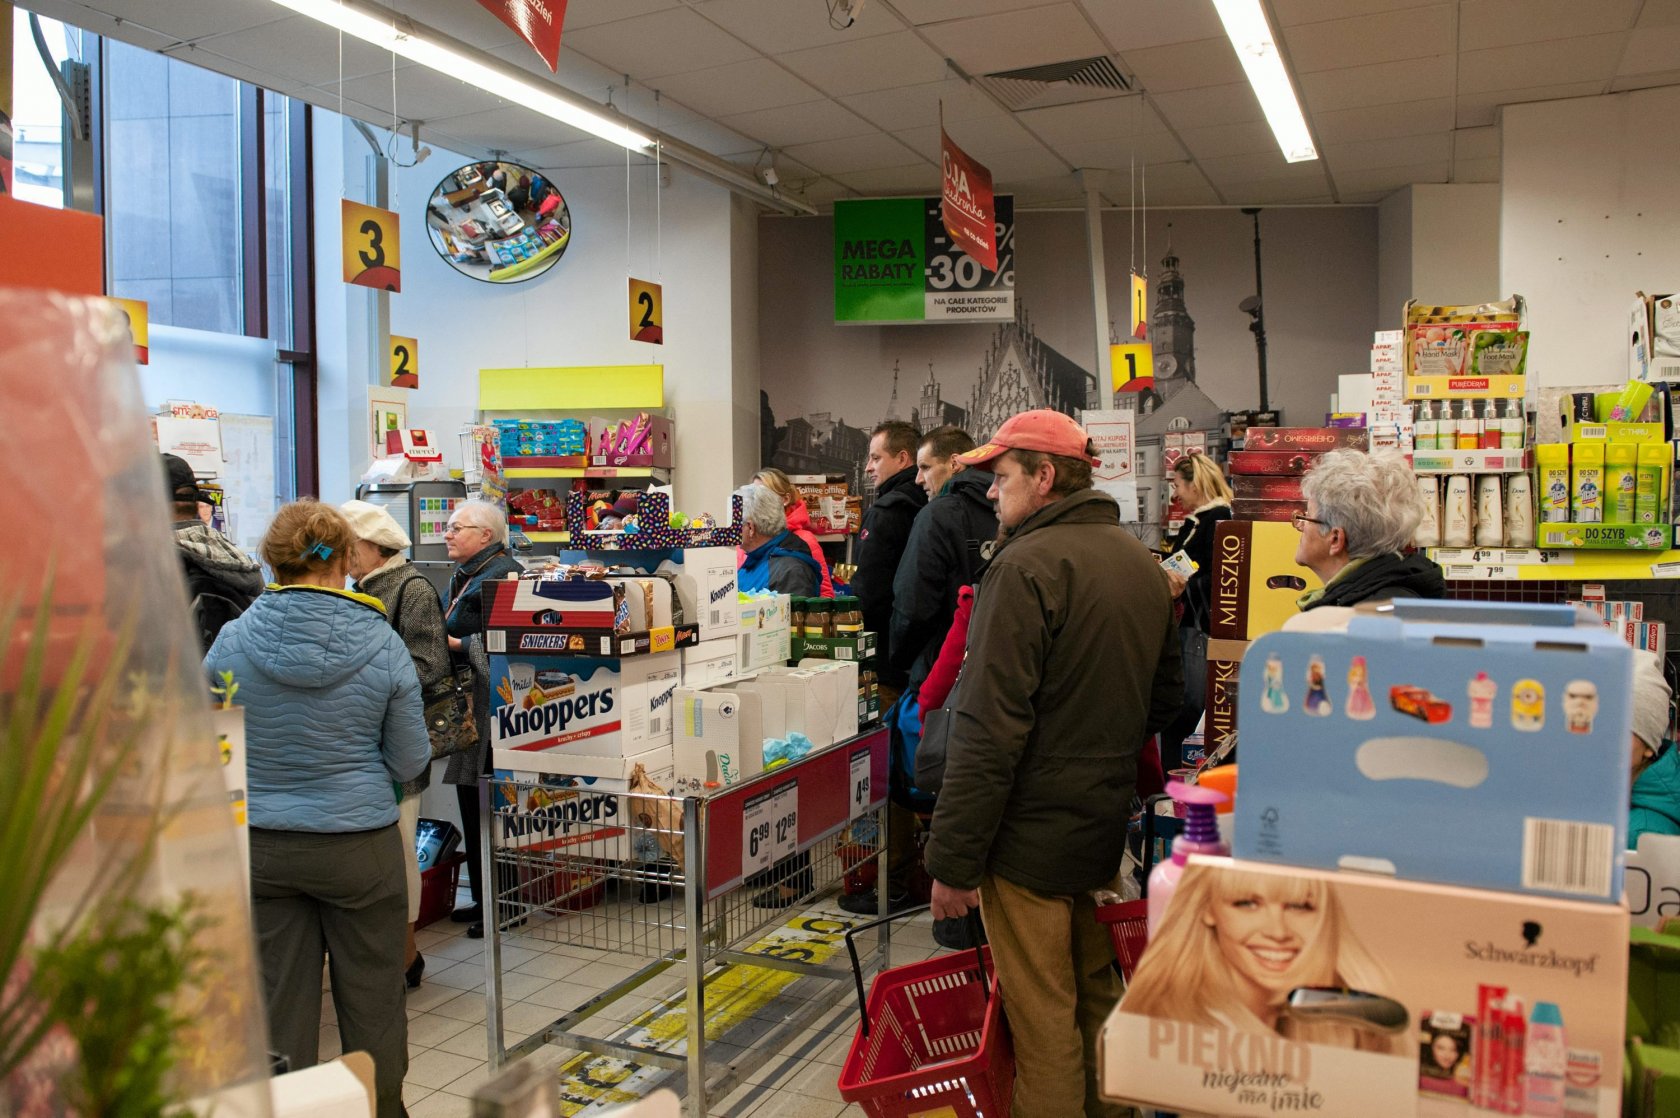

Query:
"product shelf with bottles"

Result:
[[1531, 383, 1673, 551], [1412, 395, 1535, 551]]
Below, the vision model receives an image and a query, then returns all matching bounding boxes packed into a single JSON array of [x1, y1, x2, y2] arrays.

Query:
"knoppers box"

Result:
[[1100, 856, 1627, 1118], [489, 651, 681, 771]]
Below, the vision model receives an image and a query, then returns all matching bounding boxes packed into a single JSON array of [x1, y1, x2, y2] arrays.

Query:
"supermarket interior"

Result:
[[8, 1, 1680, 1116]]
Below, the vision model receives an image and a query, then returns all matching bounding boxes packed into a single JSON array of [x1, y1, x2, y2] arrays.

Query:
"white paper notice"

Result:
[[1084, 409, 1138, 521]]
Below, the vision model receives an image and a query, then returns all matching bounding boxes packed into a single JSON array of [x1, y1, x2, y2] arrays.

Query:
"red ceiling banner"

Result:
[[477, 0, 568, 72], [939, 121, 997, 274]]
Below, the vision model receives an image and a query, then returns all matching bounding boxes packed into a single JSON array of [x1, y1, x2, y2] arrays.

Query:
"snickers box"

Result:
[[484, 577, 616, 633], [1241, 427, 1369, 453]]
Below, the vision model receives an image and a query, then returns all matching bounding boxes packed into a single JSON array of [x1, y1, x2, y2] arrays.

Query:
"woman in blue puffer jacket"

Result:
[[207, 499, 429, 1118]]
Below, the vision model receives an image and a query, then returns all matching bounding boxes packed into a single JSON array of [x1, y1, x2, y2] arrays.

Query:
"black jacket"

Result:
[[924, 489, 1183, 895], [1165, 502, 1231, 632], [889, 469, 998, 693], [174, 521, 264, 654], [444, 541, 524, 784], [853, 465, 928, 689], [1306, 550, 1447, 610]]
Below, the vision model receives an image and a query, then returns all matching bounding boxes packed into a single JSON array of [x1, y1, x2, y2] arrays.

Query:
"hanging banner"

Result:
[[834, 195, 1014, 325], [1130, 272, 1148, 339], [1084, 409, 1138, 522], [1112, 340, 1155, 393], [109, 297, 149, 364], [342, 199, 401, 291], [390, 335, 418, 388], [477, 0, 568, 72], [629, 277, 663, 344], [939, 124, 997, 273]]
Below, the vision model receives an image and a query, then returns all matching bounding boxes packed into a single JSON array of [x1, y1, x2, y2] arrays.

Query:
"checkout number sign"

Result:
[[342, 199, 402, 292], [742, 780, 799, 876], [849, 747, 871, 819]]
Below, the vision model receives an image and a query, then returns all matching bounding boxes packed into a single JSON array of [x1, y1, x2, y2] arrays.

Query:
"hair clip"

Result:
[[306, 541, 334, 561]]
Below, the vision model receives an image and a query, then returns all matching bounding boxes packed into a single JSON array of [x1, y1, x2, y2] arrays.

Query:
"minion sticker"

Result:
[[1303, 655, 1332, 716], [1261, 653, 1289, 714], [1511, 678, 1545, 732], [1563, 680, 1599, 735]]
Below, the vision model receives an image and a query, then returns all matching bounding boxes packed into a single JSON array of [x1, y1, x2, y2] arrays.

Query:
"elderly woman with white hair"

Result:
[[1290, 449, 1446, 612], [341, 499, 451, 987], [440, 498, 523, 938], [735, 482, 823, 598]]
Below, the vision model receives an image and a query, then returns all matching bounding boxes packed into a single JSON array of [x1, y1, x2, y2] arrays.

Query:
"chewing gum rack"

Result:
[[1234, 600, 1633, 902]]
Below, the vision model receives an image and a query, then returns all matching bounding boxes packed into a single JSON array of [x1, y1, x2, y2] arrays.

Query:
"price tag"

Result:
[[1651, 561, 1680, 579], [389, 335, 418, 388], [342, 199, 401, 291], [768, 781, 799, 864], [849, 748, 872, 818], [741, 785, 777, 876]]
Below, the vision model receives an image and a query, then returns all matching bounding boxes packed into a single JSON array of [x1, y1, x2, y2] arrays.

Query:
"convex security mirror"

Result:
[[425, 161, 571, 284]]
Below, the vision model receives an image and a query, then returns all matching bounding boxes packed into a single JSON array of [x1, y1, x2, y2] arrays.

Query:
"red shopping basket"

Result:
[[1095, 896, 1150, 982], [837, 906, 1013, 1117]]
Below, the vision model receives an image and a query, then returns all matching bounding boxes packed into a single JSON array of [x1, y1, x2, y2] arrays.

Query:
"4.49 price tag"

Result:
[[849, 748, 871, 819], [742, 780, 798, 876]]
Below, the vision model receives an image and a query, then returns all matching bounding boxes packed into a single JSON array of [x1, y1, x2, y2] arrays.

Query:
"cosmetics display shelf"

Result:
[[1428, 546, 1680, 581]]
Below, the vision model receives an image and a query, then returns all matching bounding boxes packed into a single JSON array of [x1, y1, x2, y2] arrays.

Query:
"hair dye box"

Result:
[[1208, 520, 1322, 642], [1242, 427, 1369, 453], [1235, 600, 1633, 902], [489, 651, 682, 770], [1099, 856, 1627, 1118]]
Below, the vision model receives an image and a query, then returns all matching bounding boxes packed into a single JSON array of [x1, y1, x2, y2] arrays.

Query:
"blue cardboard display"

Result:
[[1234, 600, 1633, 902]]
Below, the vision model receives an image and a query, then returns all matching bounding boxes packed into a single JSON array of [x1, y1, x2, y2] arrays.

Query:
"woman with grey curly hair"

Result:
[[1292, 449, 1445, 612]]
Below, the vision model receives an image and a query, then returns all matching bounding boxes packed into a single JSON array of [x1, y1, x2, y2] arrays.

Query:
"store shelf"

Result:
[[505, 465, 670, 480], [522, 530, 571, 543], [1430, 546, 1680, 581], [488, 228, 570, 284], [478, 365, 663, 410]]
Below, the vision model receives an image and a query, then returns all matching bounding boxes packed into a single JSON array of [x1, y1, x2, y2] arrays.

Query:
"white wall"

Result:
[[1377, 187, 1412, 329], [1376, 183, 1501, 330], [1502, 88, 1680, 387], [312, 116, 760, 515]]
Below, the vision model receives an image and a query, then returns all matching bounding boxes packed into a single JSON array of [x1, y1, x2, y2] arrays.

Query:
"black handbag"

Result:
[[915, 679, 959, 797], [392, 576, 477, 760]]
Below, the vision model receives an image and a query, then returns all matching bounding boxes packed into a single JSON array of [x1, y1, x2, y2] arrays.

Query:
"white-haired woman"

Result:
[[342, 499, 450, 987], [735, 483, 822, 599], [441, 499, 523, 938], [1292, 449, 1445, 612]]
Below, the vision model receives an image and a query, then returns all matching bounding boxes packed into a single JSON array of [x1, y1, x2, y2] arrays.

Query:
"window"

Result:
[[7, 9, 88, 208]]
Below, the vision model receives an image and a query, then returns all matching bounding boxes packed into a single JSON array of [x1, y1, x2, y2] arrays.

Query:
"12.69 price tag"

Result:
[[742, 780, 798, 876]]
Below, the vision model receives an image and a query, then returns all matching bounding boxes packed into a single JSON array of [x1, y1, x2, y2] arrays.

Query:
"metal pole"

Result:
[[1080, 169, 1115, 412], [481, 777, 506, 1068], [350, 121, 390, 393], [683, 798, 707, 1118], [1243, 207, 1270, 413]]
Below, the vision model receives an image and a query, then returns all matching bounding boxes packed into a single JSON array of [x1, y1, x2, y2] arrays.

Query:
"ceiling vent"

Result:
[[975, 56, 1133, 112]]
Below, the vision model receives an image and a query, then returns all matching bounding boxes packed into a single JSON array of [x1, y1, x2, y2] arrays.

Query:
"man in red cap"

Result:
[[923, 408, 1182, 1117]]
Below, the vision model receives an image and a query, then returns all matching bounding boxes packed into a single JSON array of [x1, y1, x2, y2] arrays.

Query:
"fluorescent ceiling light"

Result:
[[1211, 0, 1317, 163], [268, 0, 653, 151]]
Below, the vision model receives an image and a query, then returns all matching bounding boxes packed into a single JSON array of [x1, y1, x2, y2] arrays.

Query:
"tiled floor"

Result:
[[318, 897, 950, 1117]]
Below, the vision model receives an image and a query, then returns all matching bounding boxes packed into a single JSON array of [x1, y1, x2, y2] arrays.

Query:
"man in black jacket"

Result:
[[163, 453, 263, 653], [853, 420, 927, 705]]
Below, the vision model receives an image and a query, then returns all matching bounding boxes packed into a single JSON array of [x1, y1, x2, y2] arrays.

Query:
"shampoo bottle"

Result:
[[1526, 1001, 1567, 1118], [1415, 475, 1441, 547], [1414, 401, 1439, 452], [1476, 475, 1504, 546], [1505, 474, 1536, 547], [1146, 782, 1230, 937], [1443, 475, 1474, 547], [1502, 398, 1526, 449], [1480, 400, 1503, 450]]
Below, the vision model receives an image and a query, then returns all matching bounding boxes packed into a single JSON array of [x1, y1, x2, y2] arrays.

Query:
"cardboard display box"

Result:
[[739, 592, 793, 672], [793, 631, 877, 662], [1232, 475, 1306, 501], [1235, 600, 1633, 901], [1229, 450, 1321, 476], [672, 679, 788, 792], [1209, 520, 1322, 642], [488, 651, 681, 768], [1100, 856, 1627, 1118], [793, 658, 861, 744], [681, 637, 740, 689], [1242, 427, 1369, 453]]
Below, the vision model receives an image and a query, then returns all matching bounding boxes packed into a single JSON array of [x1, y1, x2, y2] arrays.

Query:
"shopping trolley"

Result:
[[837, 907, 1012, 1118]]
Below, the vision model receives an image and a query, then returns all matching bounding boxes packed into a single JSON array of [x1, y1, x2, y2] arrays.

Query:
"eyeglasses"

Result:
[[443, 523, 487, 536], [1291, 511, 1330, 532]]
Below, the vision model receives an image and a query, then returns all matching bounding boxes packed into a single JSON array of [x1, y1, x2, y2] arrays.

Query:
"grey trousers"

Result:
[[251, 825, 410, 1118]]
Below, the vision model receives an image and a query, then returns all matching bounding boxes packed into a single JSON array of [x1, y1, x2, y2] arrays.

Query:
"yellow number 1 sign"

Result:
[[342, 199, 401, 292], [1130, 272, 1148, 339], [1112, 340, 1155, 393]]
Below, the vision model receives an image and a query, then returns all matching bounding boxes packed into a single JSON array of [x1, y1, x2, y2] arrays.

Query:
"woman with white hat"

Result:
[[342, 499, 451, 988]]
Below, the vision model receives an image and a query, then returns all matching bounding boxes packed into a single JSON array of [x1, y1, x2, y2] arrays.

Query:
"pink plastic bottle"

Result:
[[1147, 782, 1231, 936]]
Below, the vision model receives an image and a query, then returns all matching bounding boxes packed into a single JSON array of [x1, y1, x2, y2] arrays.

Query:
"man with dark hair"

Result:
[[854, 420, 927, 706], [163, 453, 263, 653], [924, 409, 1181, 1117], [913, 424, 976, 500]]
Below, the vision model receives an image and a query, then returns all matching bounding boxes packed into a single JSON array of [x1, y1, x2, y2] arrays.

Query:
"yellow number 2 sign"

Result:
[[390, 336, 418, 389], [342, 199, 401, 292], [629, 277, 663, 344]]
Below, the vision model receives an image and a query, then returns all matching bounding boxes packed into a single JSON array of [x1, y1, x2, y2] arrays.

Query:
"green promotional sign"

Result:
[[834, 195, 1014, 325]]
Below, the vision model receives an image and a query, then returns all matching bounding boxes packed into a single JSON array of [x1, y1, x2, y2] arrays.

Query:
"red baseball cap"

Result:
[[955, 409, 1101, 468]]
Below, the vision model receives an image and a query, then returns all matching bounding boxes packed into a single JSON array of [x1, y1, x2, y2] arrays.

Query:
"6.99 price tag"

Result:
[[741, 780, 799, 876]]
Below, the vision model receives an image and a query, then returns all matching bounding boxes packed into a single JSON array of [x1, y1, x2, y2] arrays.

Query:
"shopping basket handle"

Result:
[[1139, 792, 1170, 898], [842, 904, 988, 1038]]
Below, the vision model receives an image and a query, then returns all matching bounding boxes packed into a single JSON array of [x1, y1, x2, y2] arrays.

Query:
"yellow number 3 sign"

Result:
[[390, 336, 418, 389], [343, 199, 401, 292], [629, 277, 663, 344]]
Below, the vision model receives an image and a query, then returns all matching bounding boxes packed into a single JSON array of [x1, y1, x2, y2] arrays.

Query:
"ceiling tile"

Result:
[[1149, 83, 1265, 130], [1454, 81, 1605, 127], [651, 114, 758, 157], [1121, 38, 1246, 93], [392, 0, 519, 51], [188, 46, 312, 101], [32, 0, 285, 44], [1272, 0, 1445, 27], [1453, 156, 1502, 181], [1619, 23, 1680, 74], [1178, 120, 1284, 160], [1112, 160, 1219, 205], [1339, 190, 1394, 203], [1453, 126, 1500, 161], [1284, 6, 1455, 73], [308, 67, 498, 126], [1311, 98, 1455, 145], [942, 116, 1042, 159], [779, 31, 949, 97], [1220, 178, 1336, 203], [693, 0, 902, 53], [839, 78, 1007, 132], [1298, 55, 1456, 114], [1610, 68, 1680, 91], [191, 16, 402, 85], [720, 100, 879, 148], [1457, 34, 1629, 93], [1639, 0, 1680, 26], [1334, 162, 1452, 195], [1459, 0, 1641, 50], [1011, 97, 1154, 147], [833, 162, 940, 195], [515, 138, 635, 170], [558, 0, 687, 30], [1322, 131, 1452, 171], [893, 0, 1063, 25], [983, 146, 1073, 181], [414, 104, 581, 153], [562, 8, 758, 80], [1198, 150, 1327, 183], [789, 178, 856, 210], [1081, 0, 1228, 53], [651, 58, 823, 117], [1054, 132, 1191, 168], [784, 132, 928, 174], [918, 2, 1107, 75]]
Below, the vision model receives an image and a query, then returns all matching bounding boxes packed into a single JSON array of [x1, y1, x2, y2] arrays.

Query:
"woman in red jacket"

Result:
[[752, 467, 835, 598]]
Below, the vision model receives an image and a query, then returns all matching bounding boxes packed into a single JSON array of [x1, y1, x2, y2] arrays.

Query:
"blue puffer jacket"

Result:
[[207, 585, 431, 832]]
